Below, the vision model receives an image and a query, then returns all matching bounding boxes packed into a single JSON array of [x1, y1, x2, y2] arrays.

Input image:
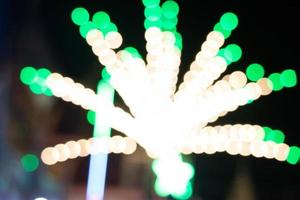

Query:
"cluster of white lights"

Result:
[[41, 136, 137, 165], [180, 124, 290, 161], [40, 25, 289, 164]]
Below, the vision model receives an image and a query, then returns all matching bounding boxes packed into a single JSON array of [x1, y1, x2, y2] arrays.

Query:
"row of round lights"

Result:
[[175, 31, 226, 101], [46, 72, 97, 110], [41, 136, 137, 165]]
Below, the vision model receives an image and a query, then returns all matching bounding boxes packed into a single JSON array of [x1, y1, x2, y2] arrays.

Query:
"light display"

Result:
[[19, 0, 299, 199]]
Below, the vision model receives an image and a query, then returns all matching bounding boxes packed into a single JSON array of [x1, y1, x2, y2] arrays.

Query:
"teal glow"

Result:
[[71, 7, 90, 26]]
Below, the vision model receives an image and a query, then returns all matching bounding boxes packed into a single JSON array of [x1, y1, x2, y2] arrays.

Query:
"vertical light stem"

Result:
[[86, 80, 115, 200]]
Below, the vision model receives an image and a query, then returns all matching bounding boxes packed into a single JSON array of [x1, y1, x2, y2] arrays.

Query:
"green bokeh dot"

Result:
[[37, 68, 51, 79], [162, 0, 179, 19], [142, 0, 160, 8], [145, 6, 162, 21], [71, 7, 90, 26], [246, 63, 265, 81], [271, 130, 285, 143], [29, 82, 44, 95], [220, 12, 239, 31], [92, 11, 111, 30], [87, 110, 96, 125], [20, 66, 37, 85], [280, 69, 297, 88], [268, 73, 284, 91], [21, 154, 39, 172], [287, 146, 300, 165], [224, 44, 242, 62]]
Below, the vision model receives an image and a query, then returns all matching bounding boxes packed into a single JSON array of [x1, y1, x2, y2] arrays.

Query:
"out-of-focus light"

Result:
[[268, 73, 284, 91], [142, 0, 160, 8], [280, 69, 297, 88], [21, 154, 39, 172], [287, 146, 300, 165], [92, 11, 111, 29], [246, 63, 265, 81], [87, 110, 96, 125], [214, 23, 231, 39], [79, 22, 97, 38], [34, 197, 48, 200], [20, 66, 37, 85], [224, 44, 242, 62], [220, 12, 239, 31], [162, 0, 179, 19], [71, 7, 90, 26]]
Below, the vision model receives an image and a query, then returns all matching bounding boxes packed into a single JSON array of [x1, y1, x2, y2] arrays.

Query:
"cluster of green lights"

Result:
[[268, 69, 297, 91], [246, 63, 297, 91], [142, 0, 182, 50], [71, 7, 117, 38], [218, 44, 242, 64], [20, 154, 39, 172], [263, 127, 285, 144], [214, 12, 238, 39], [287, 146, 300, 165], [20, 66, 52, 96]]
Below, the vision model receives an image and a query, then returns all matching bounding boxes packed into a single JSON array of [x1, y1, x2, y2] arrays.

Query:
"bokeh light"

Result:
[[268, 73, 284, 91], [220, 12, 239, 31], [246, 63, 265, 81], [21, 154, 39, 172], [280, 69, 297, 88], [71, 7, 90, 26]]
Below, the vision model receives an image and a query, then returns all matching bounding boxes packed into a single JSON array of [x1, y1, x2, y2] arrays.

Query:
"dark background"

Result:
[[1, 0, 300, 199]]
